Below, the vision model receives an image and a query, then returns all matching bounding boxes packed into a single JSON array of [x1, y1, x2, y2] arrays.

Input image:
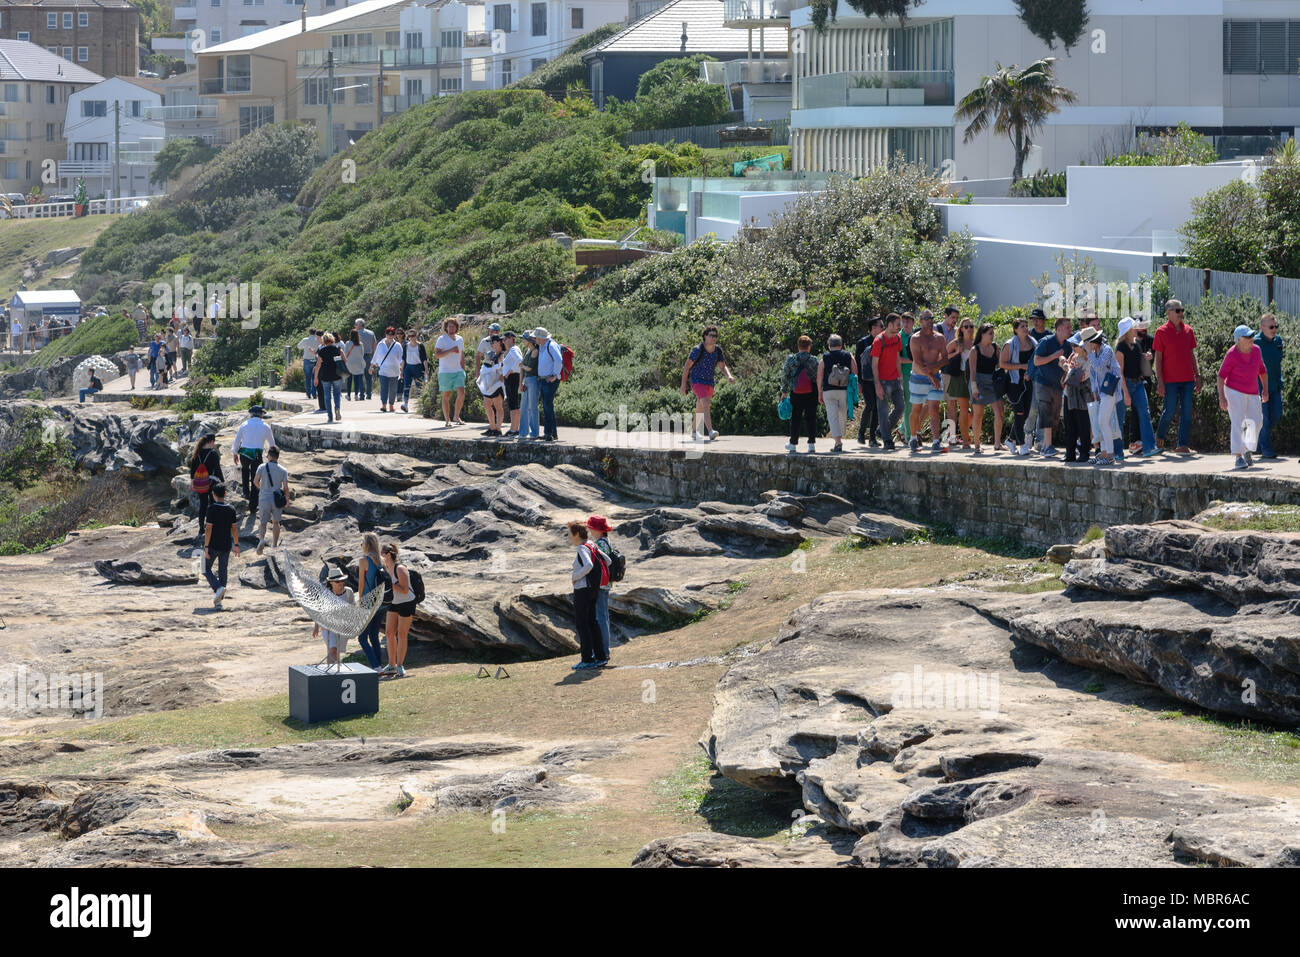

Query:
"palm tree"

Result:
[[954, 58, 1077, 182]]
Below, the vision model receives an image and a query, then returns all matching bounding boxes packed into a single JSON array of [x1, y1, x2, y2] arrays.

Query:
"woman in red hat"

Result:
[[587, 515, 614, 662]]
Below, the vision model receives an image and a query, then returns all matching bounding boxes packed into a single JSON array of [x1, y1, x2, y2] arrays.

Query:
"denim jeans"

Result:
[[520, 376, 540, 437], [203, 548, 230, 593], [539, 376, 559, 438], [319, 378, 341, 418], [357, 614, 383, 669], [1259, 388, 1282, 456], [79, 387, 99, 403], [303, 358, 316, 398], [1111, 395, 1126, 457], [402, 363, 425, 404], [1126, 379, 1156, 453], [379, 374, 400, 407], [874, 379, 904, 446], [1156, 380, 1194, 448], [594, 588, 611, 656], [363, 356, 374, 399]]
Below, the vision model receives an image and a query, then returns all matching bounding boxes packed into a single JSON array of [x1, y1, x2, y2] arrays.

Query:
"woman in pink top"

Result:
[[1217, 324, 1269, 469]]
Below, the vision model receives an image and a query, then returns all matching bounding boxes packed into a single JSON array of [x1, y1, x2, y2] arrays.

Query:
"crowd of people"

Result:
[[777, 300, 1283, 469], [187, 401, 621, 676]]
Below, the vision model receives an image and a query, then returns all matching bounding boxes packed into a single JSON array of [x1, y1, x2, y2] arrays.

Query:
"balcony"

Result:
[[59, 160, 112, 177], [722, 0, 794, 27], [298, 46, 384, 68], [464, 31, 491, 48], [797, 70, 954, 110], [173, 6, 198, 20], [381, 93, 428, 115], [143, 104, 219, 121], [701, 58, 791, 86], [200, 76, 251, 95], [381, 48, 442, 68]]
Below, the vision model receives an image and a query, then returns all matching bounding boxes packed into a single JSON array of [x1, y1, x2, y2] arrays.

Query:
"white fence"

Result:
[[1170, 264, 1300, 317], [1, 195, 160, 220]]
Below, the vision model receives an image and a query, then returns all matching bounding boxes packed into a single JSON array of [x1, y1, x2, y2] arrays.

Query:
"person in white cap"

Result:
[[1218, 324, 1269, 469], [1079, 326, 1129, 467], [1115, 317, 1159, 457], [475, 321, 503, 378]]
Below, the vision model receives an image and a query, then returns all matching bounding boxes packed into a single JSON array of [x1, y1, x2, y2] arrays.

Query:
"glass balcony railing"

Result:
[[143, 104, 218, 121], [298, 46, 387, 68], [797, 70, 954, 110], [381, 93, 429, 114], [722, 0, 794, 25], [381, 48, 442, 68], [701, 58, 791, 86]]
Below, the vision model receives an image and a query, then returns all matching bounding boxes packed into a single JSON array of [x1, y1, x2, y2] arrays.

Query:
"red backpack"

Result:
[[559, 344, 574, 382]]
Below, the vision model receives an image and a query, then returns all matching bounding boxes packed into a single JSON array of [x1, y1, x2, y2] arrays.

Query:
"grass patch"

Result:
[[1199, 502, 1300, 533], [655, 754, 797, 838], [21, 311, 139, 370], [0, 214, 122, 298], [0, 471, 163, 555]]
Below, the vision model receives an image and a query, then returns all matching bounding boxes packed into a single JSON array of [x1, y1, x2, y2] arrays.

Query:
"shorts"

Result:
[[909, 373, 943, 404], [257, 498, 283, 523], [390, 599, 417, 619], [1034, 382, 1064, 425], [943, 372, 969, 400], [504, 372, 521, 411], [322, 630, 348, 652], [691, 382, 715, 399], [438, 370, 466, 392]]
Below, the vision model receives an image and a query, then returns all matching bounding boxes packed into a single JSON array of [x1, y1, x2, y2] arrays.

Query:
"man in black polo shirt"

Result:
[[202, 481, 240, 608], [1022, 307, 1050, 450], [1032, 316, 1071, 456]]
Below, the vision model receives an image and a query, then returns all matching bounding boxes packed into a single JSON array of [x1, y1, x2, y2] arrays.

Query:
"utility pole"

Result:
[[326, 50, 335, 157], [112, 100, 120, 208], [376, 52, 384, 129]]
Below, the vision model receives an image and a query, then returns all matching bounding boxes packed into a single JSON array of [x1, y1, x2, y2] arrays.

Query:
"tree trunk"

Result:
[[1012, 129, 1025, 183]]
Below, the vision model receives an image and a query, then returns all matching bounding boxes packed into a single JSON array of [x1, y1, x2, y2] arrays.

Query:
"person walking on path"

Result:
[[1154, 299, 1201, 453], [681, 326, 735, 442], [434, 317, 466, 427], [968, 322, 1004, 454], [781, 335, 820, 453], [1080, 325, 1127, 467], [297, 329, 320, 400], [147, 334, 161, 389], [314, 568, 356, 665], [231, 405, 274, 517], [535, 327, 565, 443], [518, 330, 541, 439], [908, 311, 947, 452], [568, 522, 607, 670], [1255, 314, 1284, 459], [380, 542, 415, 678], [356, 533, 386, 670], [588, 515, 615, 663], [189, 431, 223, 541], [1219, 324, 1269, 470], [201, 481, 239, 608], [372, 327, 405, 413], [817, 334, 857, 454], [1116, 317, 1158, 458], [871, 313, 906, 452], [355, 319, 376, 400], [179, 324, 194, 376], [401, 330, 428, 414], [125, 346, 140, 390], [253, 446, 290, 555], [314, 333, 344, 423], [343, 328, 367, 401]]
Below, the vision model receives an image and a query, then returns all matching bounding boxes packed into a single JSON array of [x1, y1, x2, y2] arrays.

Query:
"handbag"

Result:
[[1099, 371, 1119, 397], [992, 367, 1010, 399], [777, 396, 792, 421]]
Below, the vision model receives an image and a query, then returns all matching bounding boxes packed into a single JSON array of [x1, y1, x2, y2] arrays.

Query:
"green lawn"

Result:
[[0, 214, 123, 297]]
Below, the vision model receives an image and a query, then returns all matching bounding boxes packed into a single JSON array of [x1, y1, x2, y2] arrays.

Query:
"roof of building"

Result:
[[10, 290, 81, 306], [202, 0, 409, 54], [583, 0, 788, 59], [69, 74, 165, 96], [0, 39, 103, 82], [0, 0, 136, 9]]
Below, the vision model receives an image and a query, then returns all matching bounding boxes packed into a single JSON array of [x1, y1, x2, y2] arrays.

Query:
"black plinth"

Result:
[[288, 663, 379, 723]]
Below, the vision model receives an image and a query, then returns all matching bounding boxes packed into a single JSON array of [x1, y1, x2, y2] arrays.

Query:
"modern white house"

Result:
[[60, 76, 163, 197], [788, 0, 1300, 179], [173, 0, 311, 68]]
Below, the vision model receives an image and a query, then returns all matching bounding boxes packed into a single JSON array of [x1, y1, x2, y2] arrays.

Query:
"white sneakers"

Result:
[[213, 585, 225, 607]]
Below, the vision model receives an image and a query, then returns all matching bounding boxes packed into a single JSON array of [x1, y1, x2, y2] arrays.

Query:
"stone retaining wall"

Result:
[[271, 423, 1300, 549]]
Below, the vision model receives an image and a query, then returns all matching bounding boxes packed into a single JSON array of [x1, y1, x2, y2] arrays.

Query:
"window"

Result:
[[46, 122, 54, 142], [210, 28, 222, 43], [354, 82, 372, 105], [440, 30, 462, 48], [46, 86, 55, 104], [1223, 20, 1300, 74], [356, 32, 372, 47], [3, 162, 18, 180], [439, 76, 461, 92], [212, 0, 221, 6], [303, 77, 327, 105], [493, 4, 511, 32], [63, 12, 73, 28], [73, 143, 107, 161], [3, 85, 17, 104], [81, 99, 107, 117], [225, 53, 250, 91], [243, 0, 266, 5], [77, 47, 88, 62], [385, 31, 399, 46], [47, 12, 58, 28], [79, 12, 89, 27], [16, 31, 29, 41], [531, 2, 546, 36], [62, 47, 72, 60], [501, 57, 513, 84], [405, 78, 423, 96], [238, 104, 273, 135], [128, 99, 142, 117], [571, 7, 583, 28], [404, 31, 422, 48], [47, 46, 58, 55]]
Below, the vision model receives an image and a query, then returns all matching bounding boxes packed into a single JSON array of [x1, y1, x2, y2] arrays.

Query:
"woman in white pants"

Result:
[[1079, 327, 1129, 467], [1218, 324, 1269, 470]]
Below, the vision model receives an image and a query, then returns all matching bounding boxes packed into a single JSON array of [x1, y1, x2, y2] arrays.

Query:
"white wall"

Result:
[[964, 237, 1157, 312], [938, 163, 1251, 253]]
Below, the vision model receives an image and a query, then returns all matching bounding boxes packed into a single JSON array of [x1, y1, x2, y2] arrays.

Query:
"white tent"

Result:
[[9, 290, 81, 326], [72, 356, 119, 393]]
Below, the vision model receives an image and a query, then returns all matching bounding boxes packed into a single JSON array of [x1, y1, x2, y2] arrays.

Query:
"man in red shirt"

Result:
[[1153, 299, 1201, 453], [871, 313, 905, 452]]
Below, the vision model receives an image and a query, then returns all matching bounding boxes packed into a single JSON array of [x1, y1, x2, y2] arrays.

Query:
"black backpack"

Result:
[[605, 543, 626, 583], [406, 566, 425, 604]]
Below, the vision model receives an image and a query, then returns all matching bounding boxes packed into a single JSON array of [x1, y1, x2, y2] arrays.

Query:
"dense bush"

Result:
[[1179, 158, 1300, 278], [151, 136, 219, 185]]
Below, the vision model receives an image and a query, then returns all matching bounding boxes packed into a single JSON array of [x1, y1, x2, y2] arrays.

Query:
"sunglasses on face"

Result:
[[1170, 307, 1185, 314], [1265, 324, 1278, 330]]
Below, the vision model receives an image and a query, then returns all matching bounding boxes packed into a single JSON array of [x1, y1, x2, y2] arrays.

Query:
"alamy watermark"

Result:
[[0, 665, 104, 719], [151, 275, 261, 328], [890, 665, 1000, 716], [1041, 277, 1152, 321], [595, 405, 704, 458]]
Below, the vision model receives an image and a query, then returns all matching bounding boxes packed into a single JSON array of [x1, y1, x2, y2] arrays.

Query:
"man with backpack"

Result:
[[253, 446, 291, 556], [534, 327, 564, 442], [587, 515, 624, 661], [231, 405, 275, 517]]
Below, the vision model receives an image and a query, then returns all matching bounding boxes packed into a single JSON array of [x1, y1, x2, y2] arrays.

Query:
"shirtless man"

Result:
[[908, 310, 948, 452]]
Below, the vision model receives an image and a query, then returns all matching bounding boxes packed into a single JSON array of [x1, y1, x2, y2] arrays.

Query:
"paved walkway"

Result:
[[85, 370, 1300, 481]]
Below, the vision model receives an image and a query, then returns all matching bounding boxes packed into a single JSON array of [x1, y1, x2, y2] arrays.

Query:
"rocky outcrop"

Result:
[[0, 355, 123, 399], [665, 590, 1300, 868]]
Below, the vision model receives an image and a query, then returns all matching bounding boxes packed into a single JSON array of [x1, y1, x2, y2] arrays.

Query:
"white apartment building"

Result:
[[789, 0, 1300, 179], [174, 0, 310, 67], [390, 0, 627, 104], [61, 75, 163, 196]]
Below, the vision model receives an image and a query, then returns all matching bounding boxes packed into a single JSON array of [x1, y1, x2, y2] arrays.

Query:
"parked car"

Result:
[[6, 192, 26, 206], [43, 195, 74, 203]]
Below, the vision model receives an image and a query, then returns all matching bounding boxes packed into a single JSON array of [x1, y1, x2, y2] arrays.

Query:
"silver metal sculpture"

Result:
[[282, 548, 385, 670]]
